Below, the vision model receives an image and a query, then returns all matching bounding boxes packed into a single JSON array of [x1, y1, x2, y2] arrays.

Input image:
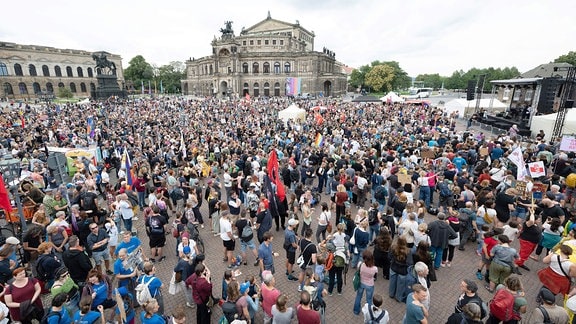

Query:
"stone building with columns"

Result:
[[0, 41, 124, 101], [182, 13, 348, 98]]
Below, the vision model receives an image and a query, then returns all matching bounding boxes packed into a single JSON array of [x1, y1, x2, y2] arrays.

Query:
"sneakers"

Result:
[[484, 284, 494, 293], [201, 224, 205, 229], [254, 259, 260, 267], [186, 302, 195, 308], [446, 261, 451, 267], [441, 262, 446, 267], [287, 275, 298, 281], [518, 264, 530, 271], [133, 217, 139, 221], [476, 271, 483, 280], [297, 286, 302, 292]]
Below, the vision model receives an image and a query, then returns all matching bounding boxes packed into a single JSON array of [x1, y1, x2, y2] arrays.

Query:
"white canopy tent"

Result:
[[380, 91, 404, 103], [443, 98, 507, 118], [278, 104, 306, 125], [530, 109, 576, 141]]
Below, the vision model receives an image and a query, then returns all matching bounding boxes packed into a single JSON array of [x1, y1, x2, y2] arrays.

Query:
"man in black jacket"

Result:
[[62, 235, 93, 287]]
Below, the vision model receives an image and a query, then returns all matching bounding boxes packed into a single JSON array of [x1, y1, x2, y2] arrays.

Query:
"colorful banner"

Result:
[[528, 161, 546, 178], [285, 77, 301, 96], [267, 149, 285, 202]]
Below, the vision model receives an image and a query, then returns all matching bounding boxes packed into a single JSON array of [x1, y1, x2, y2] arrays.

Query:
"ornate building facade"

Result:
[[0, 41, 124, 100], [182, 13, 348, 98]]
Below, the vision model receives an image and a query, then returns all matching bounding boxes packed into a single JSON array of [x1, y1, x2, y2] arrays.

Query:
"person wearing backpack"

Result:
[[191, 263, 213, 324], [137, 262, 165, 315], [487, 275, 524, 324], [40, 292, 70, 324], [36, 242, 62, 290], [353, 250, 378, 316], [362, 294, 389, 324], [527, 287, 569, 324]]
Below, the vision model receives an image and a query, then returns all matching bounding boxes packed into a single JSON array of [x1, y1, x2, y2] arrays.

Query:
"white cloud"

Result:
[[1, 0, 575, 77]]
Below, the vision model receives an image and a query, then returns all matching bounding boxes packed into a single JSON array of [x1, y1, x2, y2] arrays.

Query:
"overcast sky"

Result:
[[2, 0, 575, 77]]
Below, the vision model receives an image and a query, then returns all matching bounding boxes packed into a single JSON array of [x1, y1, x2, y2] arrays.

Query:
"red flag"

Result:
[[20, 116, 25, 129], [267, 150, 285, 202], [245, 93, 251, 101], [0, 174, 13, 213]]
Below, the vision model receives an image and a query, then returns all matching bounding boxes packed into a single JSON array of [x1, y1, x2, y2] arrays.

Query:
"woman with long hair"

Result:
[[443, 211, 461, 267], [388, 236, 413, 302], [82, 268, 116, 322], [72, 294, 105, 324], [335, 184, 349, 225], [50, 266, 80, 316], [412, 241, 437, 282], [534, 217, 563, 260], [373, 227, 392, 280], [140, 298, 165, 324], [300, 197, 313, 237], [353, 249, 378, 315], [316, 202, 331, 242]]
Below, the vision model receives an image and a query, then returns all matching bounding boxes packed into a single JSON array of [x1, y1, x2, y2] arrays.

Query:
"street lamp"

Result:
[[0, 149, 27, 232]]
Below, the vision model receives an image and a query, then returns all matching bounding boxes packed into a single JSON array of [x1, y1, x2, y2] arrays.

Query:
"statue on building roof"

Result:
[[220, 21, 234, 38]]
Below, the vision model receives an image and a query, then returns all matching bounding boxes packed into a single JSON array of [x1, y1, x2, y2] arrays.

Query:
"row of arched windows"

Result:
[[3, 82, 93, 95], [0, 63, 93, 78], [241, 62, 290, 74]]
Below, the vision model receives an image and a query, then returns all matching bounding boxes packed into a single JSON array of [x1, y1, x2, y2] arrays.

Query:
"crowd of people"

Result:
[[0, 94, 575, 324]]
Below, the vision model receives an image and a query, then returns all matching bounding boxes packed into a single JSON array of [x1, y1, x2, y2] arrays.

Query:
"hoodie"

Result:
[[62, 248, 93, 283]]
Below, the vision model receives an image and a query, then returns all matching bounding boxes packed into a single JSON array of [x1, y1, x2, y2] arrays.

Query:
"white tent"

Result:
[[278, 104, 306, 125], [443, 98, 507, 118], [380, 91, 404, 103], [530, 109, 576, 141]]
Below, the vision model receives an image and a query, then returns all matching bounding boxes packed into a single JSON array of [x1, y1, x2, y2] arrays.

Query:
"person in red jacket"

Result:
[[190, 263, 213, 323]]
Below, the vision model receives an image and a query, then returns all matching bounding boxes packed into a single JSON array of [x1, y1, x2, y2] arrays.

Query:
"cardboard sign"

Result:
[[398, 173, 412, 185], [528, 161, 546, 178], [421, 149, 436, 159], [531, 183, 548, 200], [560, 135, 576, 152], [479, 147, 489, 156], [513, 180, 527, 198]]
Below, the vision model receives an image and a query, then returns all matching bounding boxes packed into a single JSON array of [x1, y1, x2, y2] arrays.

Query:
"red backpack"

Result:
[[489, 288, 516, 321], [324, 251, 335, 271]]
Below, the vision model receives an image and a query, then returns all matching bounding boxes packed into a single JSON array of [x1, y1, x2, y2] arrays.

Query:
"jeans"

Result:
[[328, 266, 343, 294], [122, 217, 133, 233], [137, 191, 146, 208], [459, 229, 473, 249], [419, 186, 431, 208], [354, 282, 374, 315], [351, 247, 366, 268], [388, 268, 408, 302], [316, 224, 327, 243], [369, 224, 380, 242], [430, 245, 444, 269]]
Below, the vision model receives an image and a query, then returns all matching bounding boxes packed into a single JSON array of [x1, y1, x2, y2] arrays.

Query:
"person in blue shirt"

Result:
[[72, 295, 104, 324], [46, 292, 72, 324], [140, 298, 165, 324], [452, 153, 467, 173], [138, 262, 164, 315], [403, 283, 429, 324], [114, 286, 135, 324], [115, 231, 147, 258], [83, 268, 116, 322]]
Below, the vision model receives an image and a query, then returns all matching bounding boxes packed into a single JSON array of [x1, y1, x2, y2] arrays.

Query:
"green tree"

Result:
[[57, 87, 73, 99], [349, 64, 371, 89], [415, 73, 444, 89], [124, 55, 154, 89], [381, 61, 411, 90], [157, 62, 186, 93], [349, 61, 410, 91], [365, 64, 395, 92], [554, 51, 576, 66]]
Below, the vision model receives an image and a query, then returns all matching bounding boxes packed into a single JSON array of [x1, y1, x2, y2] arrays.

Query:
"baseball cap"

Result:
[[288, 218, 299, 226], [239, 281, 250, 295], [183, 246, 191, 255], [539, 287, 556, 304], [5, 237, 20, 245]]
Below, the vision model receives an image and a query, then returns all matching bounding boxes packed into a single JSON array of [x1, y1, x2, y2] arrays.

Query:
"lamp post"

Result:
[[0, 149, 27, 232]]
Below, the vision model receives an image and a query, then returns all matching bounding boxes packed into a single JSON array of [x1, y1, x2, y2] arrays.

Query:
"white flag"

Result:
[[508, 147, 527, 180]]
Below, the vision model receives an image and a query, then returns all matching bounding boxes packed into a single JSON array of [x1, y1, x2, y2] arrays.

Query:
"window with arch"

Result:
[[42, 65, 50, 76], [3, 83, 13, 95], [264, 82, 270, 96], [0, 63, 9, 76], [77, 67, 84, 77], [284, 62, 291, 73], [66, 66, 73, 77], [252, 63, 259, 74], [253, 82, 260, 97], [32, 82, 41, 94], [14, 63, 23, 76], [274, 82, 280, 96], [80, 83, 87, 92], [274, 62, 280, 74], [87, 67, 93, 78], [46, 83, 54, 93], [90, 83, 96, 92], [242, 63, 249, 74], [55, 66, 62, 77], [70, 83, 77, 93], [18, 82, 28, 94], [58, 82, 64, 88], [209, 65, 213, 74], [263, 62, 270, 74], [29, 64, 37, 76]]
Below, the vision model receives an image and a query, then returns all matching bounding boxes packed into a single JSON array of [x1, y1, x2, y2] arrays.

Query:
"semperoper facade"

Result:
[[0, 41, 124, 100], [182, 13, 348, 98]]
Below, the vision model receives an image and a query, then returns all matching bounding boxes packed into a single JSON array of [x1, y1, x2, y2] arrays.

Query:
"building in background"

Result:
[[0, 41, 124, 101], [182, 12, 348, 98]]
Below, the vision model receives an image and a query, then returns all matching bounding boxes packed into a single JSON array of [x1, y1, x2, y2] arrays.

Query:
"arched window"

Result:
[[263, 62, 270, 74], [3, 83, 13, 95], [0, 63, 8, 76], [77, 67, 84, 77], [284, 62, 291, 73], [42, 65, 50, 76], [253, 82, 259, 97], [252, 63, 259, 74], [14, 63, 23, 76], [58, 82, 64, 88], [55, 66, 62, 77], [274, 82, 280, 96], [209, 65, 213, 74], [70, 83, 77, 93], [87, 67, 93, 78], [66, 66, 73, 77], [29, 64, 37, 76], [264, 82, 270, 97], [18, 82, 28, 94], [90, 83, 96, 92], [80, 83, 87, 92], [274, 62, 280, 74], [242, 63, 249, 74], [32, 82, 41, 94], [46, 83, 54, 93]]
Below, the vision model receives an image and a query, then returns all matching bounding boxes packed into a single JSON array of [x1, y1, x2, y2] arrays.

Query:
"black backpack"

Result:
[[221, 300, 239, 323], [368, 209, 379, 225], [40, 310, 61, 324], [538, 306, 552, 324], [367, 306, 386, 324], [35, 255, 50, 281]]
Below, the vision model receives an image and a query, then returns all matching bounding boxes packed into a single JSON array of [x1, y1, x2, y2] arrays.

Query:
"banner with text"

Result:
[[285, 77, 301, 96]]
